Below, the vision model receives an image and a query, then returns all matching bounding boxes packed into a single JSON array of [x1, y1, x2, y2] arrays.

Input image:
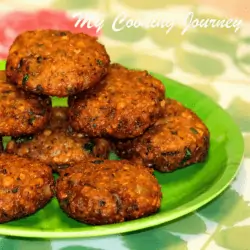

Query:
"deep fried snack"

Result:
[[56, 159, 162, 225], [0, 153, 55, 223], [114, 99, 210, 172], [0, 70, 51, 136], [68, 63, 166, 139], [6, 30, 110, 97], [6, 107, 111, 172]]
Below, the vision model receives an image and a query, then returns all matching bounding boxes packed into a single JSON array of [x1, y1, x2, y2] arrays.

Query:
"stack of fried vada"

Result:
[[0, 29, 209, 225]]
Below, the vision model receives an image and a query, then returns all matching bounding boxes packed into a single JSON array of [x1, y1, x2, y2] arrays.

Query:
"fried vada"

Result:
[[56, 159, 162, 225], [114, 98, 210, 172]]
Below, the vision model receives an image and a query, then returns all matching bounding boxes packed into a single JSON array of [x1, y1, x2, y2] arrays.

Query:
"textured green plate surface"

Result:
[[0, 61, 244, 238]]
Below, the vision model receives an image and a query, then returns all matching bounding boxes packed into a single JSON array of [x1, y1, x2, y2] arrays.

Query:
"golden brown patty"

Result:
[[56, 159, 162, 225], [6, 30, 110, 97], [0, 153, 55, 223], [114, 99, 210, 172], [0, 71, 51, 136], [68, 63, 166, 139], [6, 107, 111, 172]]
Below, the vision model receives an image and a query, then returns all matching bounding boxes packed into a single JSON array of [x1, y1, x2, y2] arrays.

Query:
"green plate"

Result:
[[0, 61, 244, 239]]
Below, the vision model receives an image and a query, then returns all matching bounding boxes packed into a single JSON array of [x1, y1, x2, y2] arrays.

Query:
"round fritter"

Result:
[[0, 153, 55, 223], [68, 63, 166, 139], [0, 70, 51, 136], [6, 29, 110, 97], [56, 159, 162, 225], [6, 107, 111, 172], [114, 99, 210, 172]]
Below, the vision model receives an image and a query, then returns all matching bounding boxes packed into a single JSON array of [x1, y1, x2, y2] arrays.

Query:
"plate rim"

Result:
[[0, 62, 244, 239]]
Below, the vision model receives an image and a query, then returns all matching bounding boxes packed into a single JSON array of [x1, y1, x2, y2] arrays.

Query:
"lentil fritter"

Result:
[[6, 107, 111, 172], [0, 70, 51, 136], [6, 30, 110, 97], [56, 159, 162, 225], [0, 153, 55, 223], [114, 99, 210, 172], [68, 63, 166, 139]]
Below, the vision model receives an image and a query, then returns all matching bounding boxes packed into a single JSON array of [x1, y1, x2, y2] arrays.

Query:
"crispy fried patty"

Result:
[[114, 99, 210, 172], [56, 159, 162, 225], [0, 70, 51, 136], [6, 30, 110, 97], [68, 63, 166, 139], [6, 107, 111, 172], [0, 153, 54, 223]]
